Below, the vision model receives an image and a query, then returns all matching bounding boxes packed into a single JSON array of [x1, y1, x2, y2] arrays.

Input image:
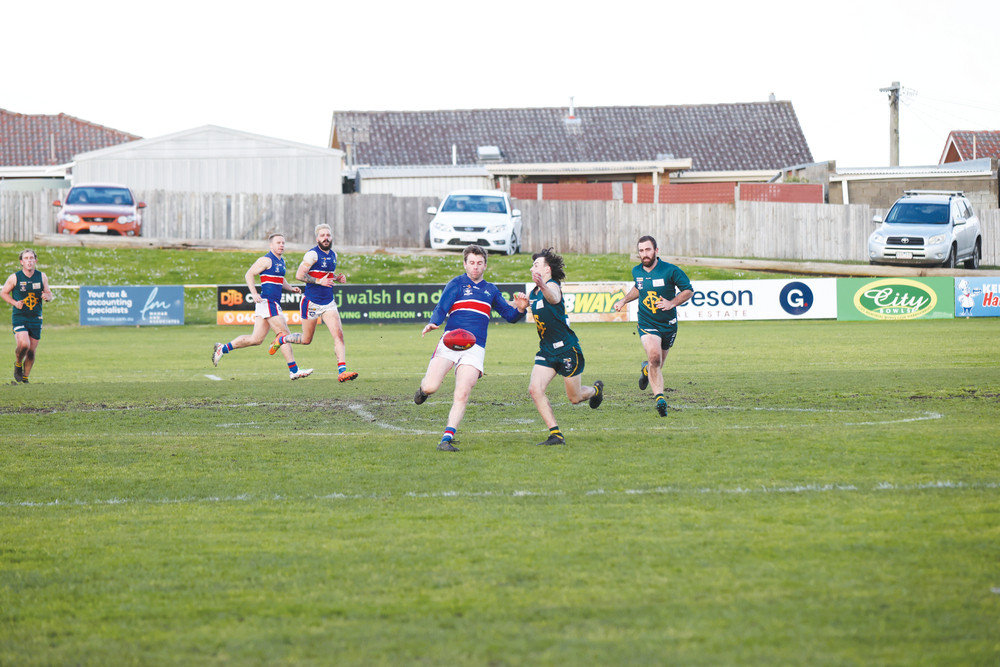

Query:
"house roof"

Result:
[[939, 130, 1000, 163], [74, 125, 343, 161], [0, 108, 140, 167], [331, 102, 812, 172]]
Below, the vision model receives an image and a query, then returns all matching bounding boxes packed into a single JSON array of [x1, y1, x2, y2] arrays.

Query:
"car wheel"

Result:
[[506, 232, 519, 256], [423, 230, 431, 249], [943, 245, 956, 269], [963, 240, 981, 269]]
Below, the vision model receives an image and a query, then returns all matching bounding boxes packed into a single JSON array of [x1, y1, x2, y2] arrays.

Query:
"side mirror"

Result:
[[427, 206, 437, 215], [52, 200, 62, 207], [138, 202, 147, 209], [512, 208, 521, 218], [872, 215, 883, 224]]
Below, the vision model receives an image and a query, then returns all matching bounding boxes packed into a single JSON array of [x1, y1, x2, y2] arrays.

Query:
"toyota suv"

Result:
[[868, 190, 982, 268], [52, 184, 146, 236]]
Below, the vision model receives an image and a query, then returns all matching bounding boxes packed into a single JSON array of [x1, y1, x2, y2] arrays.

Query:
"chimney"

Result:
[[564, 96, 582, 133]]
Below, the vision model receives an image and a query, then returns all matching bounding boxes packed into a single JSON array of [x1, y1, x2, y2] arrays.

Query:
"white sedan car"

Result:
[[427, 190, 522, 255]]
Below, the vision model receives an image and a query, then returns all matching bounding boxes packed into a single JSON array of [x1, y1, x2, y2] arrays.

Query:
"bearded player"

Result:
[[268, 224, 358, 382], [613, 235, 693, 417]]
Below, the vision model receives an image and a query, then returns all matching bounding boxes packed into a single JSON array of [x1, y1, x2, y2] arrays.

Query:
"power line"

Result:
[[910, 92, 1000, 116], [902, 97, 995, 131]]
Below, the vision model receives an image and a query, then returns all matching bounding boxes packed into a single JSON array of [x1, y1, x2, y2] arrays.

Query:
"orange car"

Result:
[[53, 184, 146, 236]]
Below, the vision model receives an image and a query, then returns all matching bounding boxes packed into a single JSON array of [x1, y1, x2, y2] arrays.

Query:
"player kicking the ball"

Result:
[[414, 244, 529, 451], [211, 233, 313, 380], [527, 248, 603, 446], [266, 224, 358, 383], [613, 235, 692, 416]]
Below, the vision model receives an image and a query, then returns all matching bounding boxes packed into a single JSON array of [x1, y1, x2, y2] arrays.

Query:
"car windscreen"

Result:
[[67, 187, 134, 206], [441, 195, 507, 214], [884, 202, 949, 224]]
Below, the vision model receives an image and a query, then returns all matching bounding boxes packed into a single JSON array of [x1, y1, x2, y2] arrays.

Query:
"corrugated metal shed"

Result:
[[72, 125, 344, 195]]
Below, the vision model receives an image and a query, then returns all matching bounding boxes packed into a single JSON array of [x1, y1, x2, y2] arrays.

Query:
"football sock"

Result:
[[338, 362, 347, 374], [222, 342, 234, 354], [643, 365, 649, 377], [549, 426, 564, 441], [276, 335, 286, 346], [655, 393, 665, 404], [288, 362, 299, 374], [441, 427, 456, 443]]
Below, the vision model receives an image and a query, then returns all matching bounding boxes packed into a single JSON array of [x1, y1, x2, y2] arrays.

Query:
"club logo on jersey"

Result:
[[23, 293, 39, 310], [642, 290, 662, 312], [533, 314, 547, 338]]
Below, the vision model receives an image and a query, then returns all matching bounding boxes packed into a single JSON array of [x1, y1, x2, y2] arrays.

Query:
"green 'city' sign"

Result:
[[836, 277, 954, 321]]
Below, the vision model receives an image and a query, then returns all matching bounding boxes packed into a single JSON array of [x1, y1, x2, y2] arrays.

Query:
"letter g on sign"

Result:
[[779, 281, 813, 316]]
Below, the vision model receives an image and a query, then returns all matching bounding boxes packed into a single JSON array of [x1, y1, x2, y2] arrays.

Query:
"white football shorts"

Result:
[[254, 299, 284, 320], [305, 299, 339, 321], [433, 339, 485, 375]]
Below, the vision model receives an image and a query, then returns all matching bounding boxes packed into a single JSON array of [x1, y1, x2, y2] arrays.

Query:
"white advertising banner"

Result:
[[677, 279, 838, 321], [549, 278, 838, 323]]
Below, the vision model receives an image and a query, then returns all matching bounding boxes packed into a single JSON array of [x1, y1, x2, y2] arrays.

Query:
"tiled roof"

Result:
[[0, 108, 141, 166], [942, 130, 1000, 162], [332, 102, 812, 172]]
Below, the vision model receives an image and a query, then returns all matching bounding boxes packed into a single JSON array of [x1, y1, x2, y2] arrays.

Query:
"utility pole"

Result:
[[879, 81, 901, 166]]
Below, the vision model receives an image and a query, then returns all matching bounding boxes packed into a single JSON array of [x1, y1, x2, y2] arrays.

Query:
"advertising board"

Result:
[[677, 279, 837, 321], [80, 286, 184, 326], [954, 277, 1000, 318], [215, 283, 527, 325], [836, 278, 954, 321]]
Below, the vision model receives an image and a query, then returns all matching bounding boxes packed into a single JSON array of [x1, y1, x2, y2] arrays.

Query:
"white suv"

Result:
[[427, 190, 522, 255], [868, 190, 982, 268]]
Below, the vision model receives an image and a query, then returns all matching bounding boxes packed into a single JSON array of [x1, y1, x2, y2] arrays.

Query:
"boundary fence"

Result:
[[2, 190, 997, 264]]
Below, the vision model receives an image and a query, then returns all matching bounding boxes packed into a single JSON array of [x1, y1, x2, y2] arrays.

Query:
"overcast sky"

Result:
[[5, 0, 998, 168]]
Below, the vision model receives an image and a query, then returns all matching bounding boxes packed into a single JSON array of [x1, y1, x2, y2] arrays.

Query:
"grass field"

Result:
[[2, 315, 998, 665]]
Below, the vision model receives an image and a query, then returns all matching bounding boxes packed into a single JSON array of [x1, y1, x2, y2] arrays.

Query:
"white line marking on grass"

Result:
[[4, 481, 996, 509], [667, 405, 944, 428], [347, 403, 416, 432], [205, 374, 222, 381]]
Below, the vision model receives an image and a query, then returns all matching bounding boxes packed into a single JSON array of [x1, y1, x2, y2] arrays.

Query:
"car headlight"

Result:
[[486, 224, 509, 234], [928, 233, 946, 245], [432, 221, 450, 232], [62, 214, 80, 223], [870, 232, 884, 243], [119, 215, 137, 224]]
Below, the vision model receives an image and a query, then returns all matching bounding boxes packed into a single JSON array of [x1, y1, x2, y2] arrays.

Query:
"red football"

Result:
[[442, 328, 476, 351]]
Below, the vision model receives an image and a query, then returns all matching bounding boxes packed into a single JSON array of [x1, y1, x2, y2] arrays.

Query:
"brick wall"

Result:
[[513, 182, 819, 204]]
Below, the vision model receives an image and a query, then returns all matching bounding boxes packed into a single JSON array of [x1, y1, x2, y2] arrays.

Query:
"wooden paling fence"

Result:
[[2, 190, 998, 264]]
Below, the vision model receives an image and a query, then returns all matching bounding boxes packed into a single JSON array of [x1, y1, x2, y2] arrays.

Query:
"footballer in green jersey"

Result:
[[613, 236, 693, 417], [528, 248, 603, 446], [1, 249, 53, 383]]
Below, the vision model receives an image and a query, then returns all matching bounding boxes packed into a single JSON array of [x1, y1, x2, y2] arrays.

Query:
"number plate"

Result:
[[90, 225, 108, 233], [897, 251, 912, 259]]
